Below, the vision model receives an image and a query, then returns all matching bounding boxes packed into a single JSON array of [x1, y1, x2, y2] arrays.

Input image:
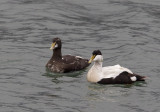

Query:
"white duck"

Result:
[[87, 50, 146, 84]]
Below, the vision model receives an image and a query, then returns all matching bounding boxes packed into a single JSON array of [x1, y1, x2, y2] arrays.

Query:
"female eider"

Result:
[[87, 50, 146, 84], [46, 38, 90, 73]]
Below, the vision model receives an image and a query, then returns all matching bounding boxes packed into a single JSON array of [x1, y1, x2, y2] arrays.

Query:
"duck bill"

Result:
[[50, 42, 56, 50], [88, 55, 95, 63]]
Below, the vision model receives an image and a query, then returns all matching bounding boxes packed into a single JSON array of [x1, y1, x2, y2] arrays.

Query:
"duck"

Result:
[[46, 37, 90, 73], [87, 50, 146, 84]]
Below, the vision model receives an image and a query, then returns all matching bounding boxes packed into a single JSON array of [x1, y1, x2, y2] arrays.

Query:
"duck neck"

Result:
[[52, 48, 62, 60], [93, 61, 103, 72], [88, 61, 103, 82]]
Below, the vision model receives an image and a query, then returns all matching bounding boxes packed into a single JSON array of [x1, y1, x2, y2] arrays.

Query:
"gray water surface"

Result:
[[1, 0, 160, 112]]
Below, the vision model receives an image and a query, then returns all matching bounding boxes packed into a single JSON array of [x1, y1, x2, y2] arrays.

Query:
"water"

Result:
[[0, 0, 160, 112]]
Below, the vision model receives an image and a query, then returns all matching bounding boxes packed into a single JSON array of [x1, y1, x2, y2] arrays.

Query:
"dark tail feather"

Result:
[[133, 74, 146, 81]]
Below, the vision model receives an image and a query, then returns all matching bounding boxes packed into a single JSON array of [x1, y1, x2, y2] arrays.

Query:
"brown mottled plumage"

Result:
[[46, 38, 90, 73]]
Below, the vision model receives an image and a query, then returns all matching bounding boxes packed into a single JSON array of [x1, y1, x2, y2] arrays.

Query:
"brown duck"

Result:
[[46, 38, 90, 73]]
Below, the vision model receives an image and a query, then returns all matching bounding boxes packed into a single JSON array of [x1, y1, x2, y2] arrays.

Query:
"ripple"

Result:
[[0, 0, 160, 112]]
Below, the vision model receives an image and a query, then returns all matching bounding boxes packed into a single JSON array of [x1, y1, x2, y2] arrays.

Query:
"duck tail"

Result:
[[133, 73, 146, 81]]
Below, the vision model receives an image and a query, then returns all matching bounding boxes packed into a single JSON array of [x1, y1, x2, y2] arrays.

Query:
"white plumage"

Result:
[[87, 55, 133, 83], [102, 64, 133, 78], [87, 50, 146, 84]]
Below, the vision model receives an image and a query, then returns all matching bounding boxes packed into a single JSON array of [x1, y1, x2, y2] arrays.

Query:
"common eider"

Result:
[[87, 50, 146, 84], [46, 38, 90, 73]]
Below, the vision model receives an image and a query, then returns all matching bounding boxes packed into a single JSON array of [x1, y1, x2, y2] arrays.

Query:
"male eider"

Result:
[[46, 38, 90, 73], [87, 50, 146, 84]]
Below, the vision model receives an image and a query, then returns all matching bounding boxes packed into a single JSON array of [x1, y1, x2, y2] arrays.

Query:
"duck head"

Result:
[[50, 37, 62, 50], [88, 50, 103, 63]]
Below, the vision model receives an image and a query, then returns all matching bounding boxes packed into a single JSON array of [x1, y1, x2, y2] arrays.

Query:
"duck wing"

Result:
[[62, 55, 90, 72], [102, 64, 133, 78]]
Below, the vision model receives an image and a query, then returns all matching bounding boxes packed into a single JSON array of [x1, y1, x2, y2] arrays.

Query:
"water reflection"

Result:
[[86, 81, 147, 103], [43, 68, 86, 83], [1, 0, 160, 111]]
